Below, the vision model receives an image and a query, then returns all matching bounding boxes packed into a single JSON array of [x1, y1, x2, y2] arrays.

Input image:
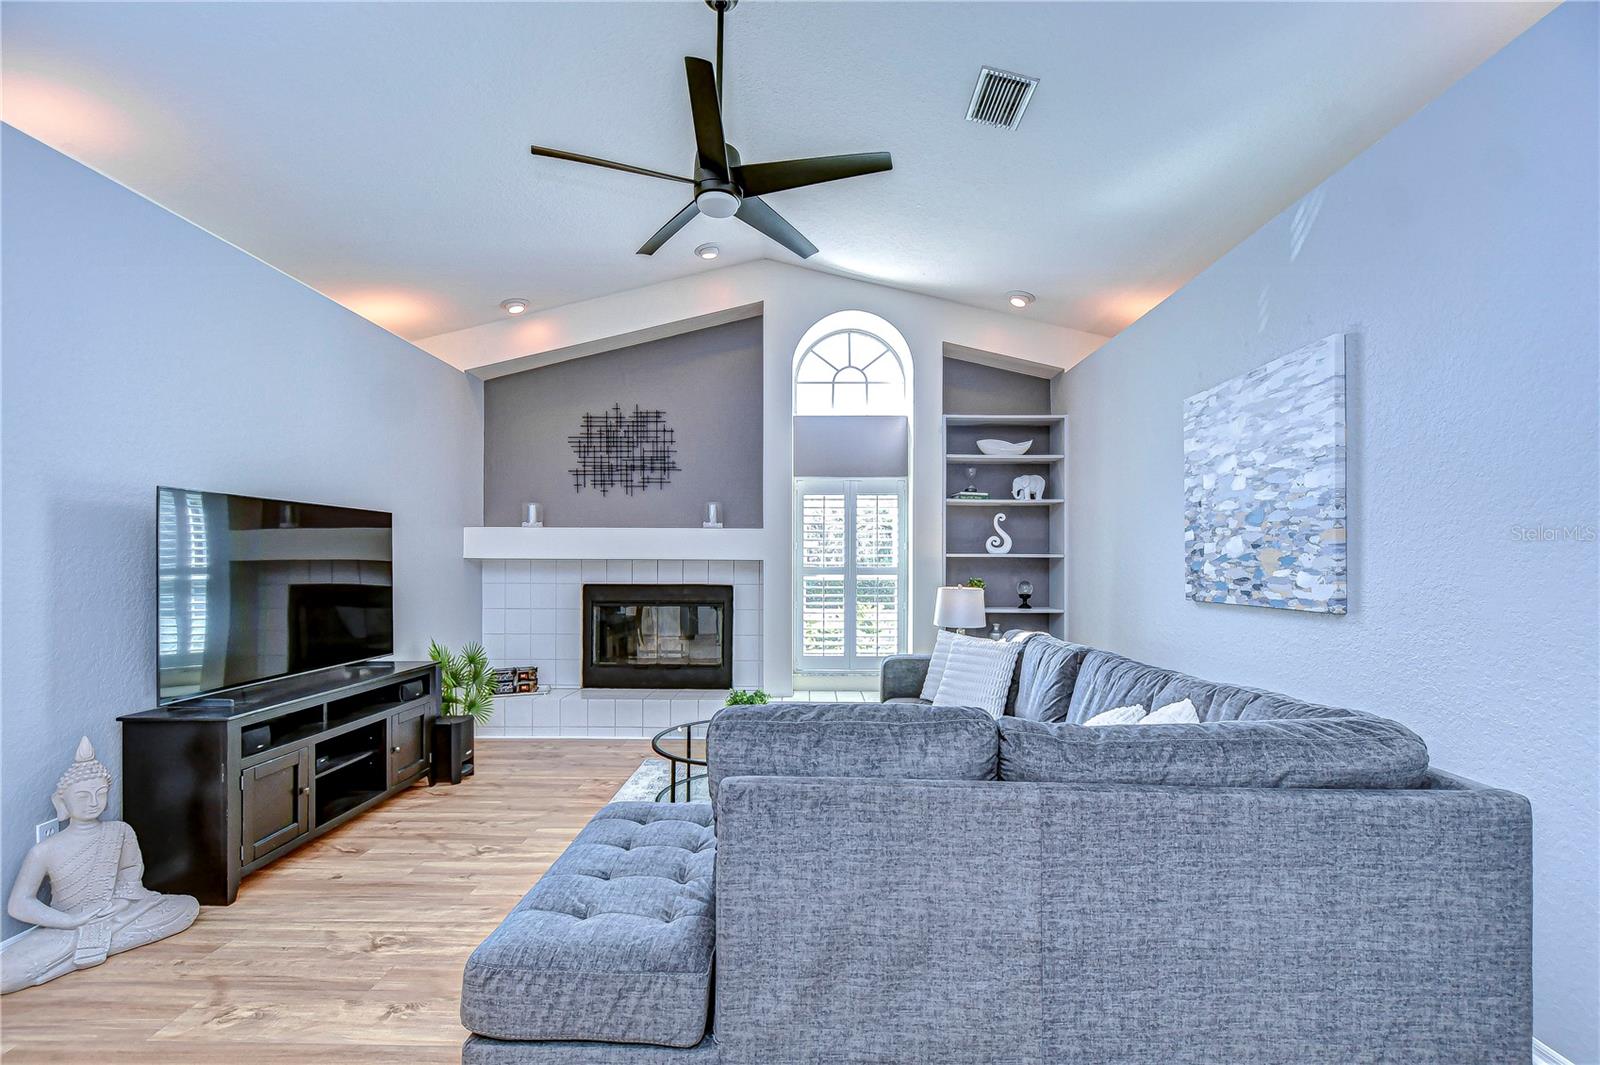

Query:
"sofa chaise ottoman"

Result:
[[461, 803, 717, 1062]]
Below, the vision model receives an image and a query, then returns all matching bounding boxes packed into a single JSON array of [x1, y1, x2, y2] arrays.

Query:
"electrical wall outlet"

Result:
[[35, 819, 60, 844]]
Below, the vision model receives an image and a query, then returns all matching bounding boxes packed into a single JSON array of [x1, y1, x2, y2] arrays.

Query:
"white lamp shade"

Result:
[[933, 586, 986, 629]]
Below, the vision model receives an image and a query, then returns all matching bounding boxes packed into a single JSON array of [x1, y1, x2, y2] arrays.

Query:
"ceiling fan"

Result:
[[529, 0, 892, 259]]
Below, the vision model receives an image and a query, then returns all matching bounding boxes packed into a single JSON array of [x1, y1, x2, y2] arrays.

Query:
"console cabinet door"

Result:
[[387, 702, 431, 785], [241, 747, 311, 864]]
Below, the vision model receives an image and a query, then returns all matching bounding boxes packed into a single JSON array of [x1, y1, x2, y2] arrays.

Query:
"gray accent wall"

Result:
[[1054, 8, 1596, 1059], [1, 127, 485, 939], [942, 356, 1053, 414], [484, 318, 763, 528], [793, 416, 908, 478]]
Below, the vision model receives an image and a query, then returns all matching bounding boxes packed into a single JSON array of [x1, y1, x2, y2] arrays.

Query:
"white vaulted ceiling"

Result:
[[1, 1, 1552, 341]]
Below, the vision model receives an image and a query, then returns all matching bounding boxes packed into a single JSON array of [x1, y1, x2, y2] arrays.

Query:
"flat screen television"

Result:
[[157, 487, 394, 704]]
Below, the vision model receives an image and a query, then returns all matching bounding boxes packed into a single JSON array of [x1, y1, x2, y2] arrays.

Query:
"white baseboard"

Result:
[[1534, 1037, 1578, 1065]]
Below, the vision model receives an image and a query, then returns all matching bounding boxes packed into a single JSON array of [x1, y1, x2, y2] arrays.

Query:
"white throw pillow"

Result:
[[1142, 698, 1200, 725], [1084, 704, 1147, 726], [919, 630, 958, 701], [931, 634, 1023, 718]]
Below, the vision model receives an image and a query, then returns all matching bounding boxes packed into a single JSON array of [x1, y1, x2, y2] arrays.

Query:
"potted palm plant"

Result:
[[428, 642, 495, 781]]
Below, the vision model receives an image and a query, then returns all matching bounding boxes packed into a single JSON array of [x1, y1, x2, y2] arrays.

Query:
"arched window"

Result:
[[793, 312, 910, 416], [791, 310, 911, 674]]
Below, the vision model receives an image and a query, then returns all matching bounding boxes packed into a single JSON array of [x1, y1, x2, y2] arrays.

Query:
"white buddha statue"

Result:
[[1, 737, 199, 994]]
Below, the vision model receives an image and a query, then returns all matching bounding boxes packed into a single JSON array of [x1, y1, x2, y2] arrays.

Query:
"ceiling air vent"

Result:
[[965, 67, 1039, 130]]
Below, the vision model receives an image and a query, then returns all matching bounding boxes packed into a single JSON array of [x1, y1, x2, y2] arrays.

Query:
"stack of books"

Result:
[[951, 490, 991, 501]]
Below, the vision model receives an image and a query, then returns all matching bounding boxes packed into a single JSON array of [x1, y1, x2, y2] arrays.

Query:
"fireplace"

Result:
[[582, 584, 734, 689]]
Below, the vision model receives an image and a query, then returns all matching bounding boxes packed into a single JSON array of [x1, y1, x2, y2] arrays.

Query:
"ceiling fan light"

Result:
[[1006, 291, 1035, 309], [694, 242, 721, 260], [696, 189, 740, 219], [500, 298, 529, 315]]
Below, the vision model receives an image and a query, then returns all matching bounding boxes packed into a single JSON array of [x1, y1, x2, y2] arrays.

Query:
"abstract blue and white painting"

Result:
[[1183, 334, 1347, 613]]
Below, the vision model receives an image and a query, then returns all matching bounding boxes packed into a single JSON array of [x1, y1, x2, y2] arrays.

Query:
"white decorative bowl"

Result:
[[976, 438, 1033, 456]]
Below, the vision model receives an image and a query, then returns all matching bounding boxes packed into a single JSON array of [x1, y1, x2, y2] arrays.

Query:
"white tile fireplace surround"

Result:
[[478, 558, 762, 738]]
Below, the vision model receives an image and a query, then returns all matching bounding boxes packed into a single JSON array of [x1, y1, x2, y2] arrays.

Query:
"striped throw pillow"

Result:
[[931, 634, 1023, 718]]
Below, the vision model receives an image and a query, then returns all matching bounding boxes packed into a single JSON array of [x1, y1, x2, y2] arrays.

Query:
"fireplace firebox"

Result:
[[582, 584, 734, 689]]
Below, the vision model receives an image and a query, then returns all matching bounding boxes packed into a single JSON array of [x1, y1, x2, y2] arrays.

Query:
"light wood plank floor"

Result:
[[0, 740, 651, 1063]]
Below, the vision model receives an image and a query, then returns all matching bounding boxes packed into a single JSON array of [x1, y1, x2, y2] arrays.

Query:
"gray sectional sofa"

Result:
[[462, 636, 1532, 1064]]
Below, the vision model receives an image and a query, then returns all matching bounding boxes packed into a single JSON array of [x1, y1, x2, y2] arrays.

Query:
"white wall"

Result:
[[423, 259, 1106, 685], [1055, 7, 1596, 1059], [0, 127, 485, 938]]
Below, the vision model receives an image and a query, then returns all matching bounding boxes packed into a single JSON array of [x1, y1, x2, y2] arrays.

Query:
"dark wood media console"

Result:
[[119, 661, 440, 905]]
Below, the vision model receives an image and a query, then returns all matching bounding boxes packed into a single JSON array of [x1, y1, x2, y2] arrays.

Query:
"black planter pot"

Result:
[[431, 714, 476, 785]]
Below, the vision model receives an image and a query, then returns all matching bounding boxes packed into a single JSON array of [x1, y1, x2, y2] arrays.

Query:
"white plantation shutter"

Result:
[[801, 493, 846, 567], [801, 574, 847, 657], [795, 478, 907, 671], [853, 575, 900, 658]]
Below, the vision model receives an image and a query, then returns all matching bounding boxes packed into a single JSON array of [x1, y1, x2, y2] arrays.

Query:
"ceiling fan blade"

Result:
[[530, 145, 694, 185], [637, 202, 701, 255], [736, 196, 818, 258], [684, 57, 728, 177], [732, 152, 893, 197]]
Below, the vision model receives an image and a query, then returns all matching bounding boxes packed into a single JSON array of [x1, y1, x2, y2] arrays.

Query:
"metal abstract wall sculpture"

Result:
[[568, 404, 680, 496]]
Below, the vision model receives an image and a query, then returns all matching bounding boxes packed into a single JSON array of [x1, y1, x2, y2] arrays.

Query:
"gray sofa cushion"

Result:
[[707, 702, 998, 801], [998, 712, 1429, 789], [1066, 648, 1366, 725], [1011, 636, 1091, 722], [461, 802, 716, 1047]]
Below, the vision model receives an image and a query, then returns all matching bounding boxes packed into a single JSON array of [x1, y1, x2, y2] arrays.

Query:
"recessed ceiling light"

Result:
[[694, 243, 720, 260], [1006, 291, 1035, 309], [500, 298, 529, 315]]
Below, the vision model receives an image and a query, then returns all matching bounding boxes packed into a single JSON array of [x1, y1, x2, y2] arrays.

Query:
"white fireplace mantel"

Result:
[[463, 526, 770, 561]]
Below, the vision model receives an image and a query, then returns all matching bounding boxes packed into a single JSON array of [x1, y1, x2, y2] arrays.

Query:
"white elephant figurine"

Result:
[[1011, 475, 1046, 501]]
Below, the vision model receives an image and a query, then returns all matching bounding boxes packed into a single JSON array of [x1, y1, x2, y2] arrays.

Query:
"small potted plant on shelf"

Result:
[[724, 689, 770, 706]]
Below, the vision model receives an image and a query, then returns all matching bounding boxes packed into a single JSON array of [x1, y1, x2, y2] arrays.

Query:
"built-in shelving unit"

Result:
[[943, 412, 1067, 638]]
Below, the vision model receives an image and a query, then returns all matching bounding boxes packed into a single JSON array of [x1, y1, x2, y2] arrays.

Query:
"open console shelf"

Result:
[[119, 661, 439, 905]]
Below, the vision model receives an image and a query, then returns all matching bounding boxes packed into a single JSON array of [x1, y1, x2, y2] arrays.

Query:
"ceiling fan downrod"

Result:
[[707, 0, 736, 104]]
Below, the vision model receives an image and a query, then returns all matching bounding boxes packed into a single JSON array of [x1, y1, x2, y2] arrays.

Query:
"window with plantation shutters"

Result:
[[795, 478, 907, 671]]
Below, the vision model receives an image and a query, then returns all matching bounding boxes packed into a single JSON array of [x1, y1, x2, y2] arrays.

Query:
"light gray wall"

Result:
[[1054, 7, 1596, 1058], [484, 318, 762, 528], [0, 127, 485, 939], [942, 356, 1053, 414], [793, 416, 908, 478]]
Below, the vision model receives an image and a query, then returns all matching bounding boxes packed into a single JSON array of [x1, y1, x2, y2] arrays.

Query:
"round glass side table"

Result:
[[650, 719, 711, 803]]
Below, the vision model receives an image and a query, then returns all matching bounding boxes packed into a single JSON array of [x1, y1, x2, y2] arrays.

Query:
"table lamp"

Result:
[[933, 586, 986, 635]]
